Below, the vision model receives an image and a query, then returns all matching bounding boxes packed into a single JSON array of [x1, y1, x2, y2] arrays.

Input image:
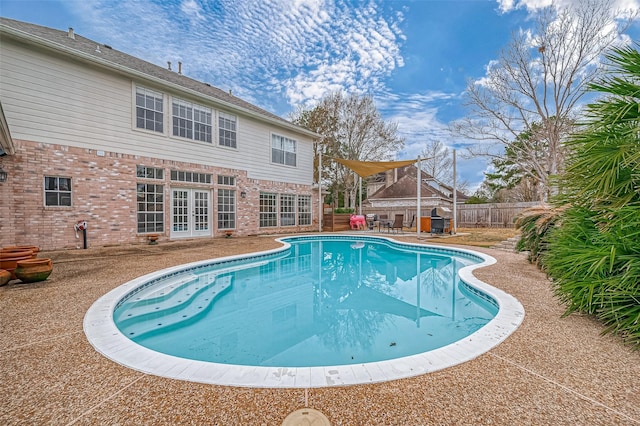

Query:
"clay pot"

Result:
[[14, 258, 53, 283], [0, 250, 35, 279], [2, 245, 39, 258], [0, 269, 11, 286]]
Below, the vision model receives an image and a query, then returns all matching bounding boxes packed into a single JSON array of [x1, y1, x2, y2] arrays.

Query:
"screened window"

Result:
[[136, 165, 164, 180], [137, 183, 164, 233], [136, 86, 163, 132], [271, 134, 296, 166], [172, 98, 212, 143], [259, 192, 278, 227], [218, 112, 237, 148], [44, 177, 72, 206], [298, 195, 312, 226], [280, 194, 295, 226], [217, 189, 236, 229]]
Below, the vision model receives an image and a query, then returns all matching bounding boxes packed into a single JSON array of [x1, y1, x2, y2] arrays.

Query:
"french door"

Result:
[[171, 188, 211, 238]]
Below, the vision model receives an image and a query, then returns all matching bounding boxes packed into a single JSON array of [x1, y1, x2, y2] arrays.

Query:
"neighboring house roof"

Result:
[[0, 17, 319, 139], [369, 172, 442, 199], [368, 165, 447, 200]]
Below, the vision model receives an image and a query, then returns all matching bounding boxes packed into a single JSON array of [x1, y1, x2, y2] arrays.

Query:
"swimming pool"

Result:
[[84, 235, 524, 388]]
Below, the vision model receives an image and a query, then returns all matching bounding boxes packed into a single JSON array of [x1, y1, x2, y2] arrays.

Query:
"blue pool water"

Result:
[[113, 236, 498, 368]]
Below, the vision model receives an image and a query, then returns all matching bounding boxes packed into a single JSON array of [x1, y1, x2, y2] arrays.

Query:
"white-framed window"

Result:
[[136, 165, 164, 180], [218, 112, 237, 148], [135, 86, 163, 133], [259, 192, 278, 227], [170, 170, 212, 184], [44, 176, 72, 206], [217, 189, 236, 229], [271, 134, 296, 166], [217, 175, 235, 186], [172, 98, 212, 143], [137, 183, 164, 233], [298, 195, 312, 225], [280, 194, 295, 226]]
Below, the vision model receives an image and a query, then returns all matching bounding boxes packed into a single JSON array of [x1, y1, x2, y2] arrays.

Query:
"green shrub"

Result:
[[514, 206, 563, 265], [540, 45, 640, 347]]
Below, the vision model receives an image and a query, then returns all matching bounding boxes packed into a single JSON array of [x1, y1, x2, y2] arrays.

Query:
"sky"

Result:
[[2, 0, 639, 192]]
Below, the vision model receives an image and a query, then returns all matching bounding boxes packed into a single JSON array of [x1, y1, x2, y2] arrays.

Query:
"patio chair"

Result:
[[386, 214, 404, 233], [403, 214, 415, 232]]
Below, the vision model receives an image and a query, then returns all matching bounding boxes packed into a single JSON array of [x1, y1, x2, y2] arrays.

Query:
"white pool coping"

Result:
[[84, 234, 525, 388]]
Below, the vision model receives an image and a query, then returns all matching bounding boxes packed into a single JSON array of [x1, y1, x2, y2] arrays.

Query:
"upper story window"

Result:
[[218, 112, 237, 148], [136, 86, 163, 133], [272, 134, 296, 166], [44, 176, 72, 206], [172, 98, 212, 143]]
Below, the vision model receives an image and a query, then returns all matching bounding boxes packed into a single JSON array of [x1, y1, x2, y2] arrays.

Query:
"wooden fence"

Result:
[[456, 202, 544, 228]]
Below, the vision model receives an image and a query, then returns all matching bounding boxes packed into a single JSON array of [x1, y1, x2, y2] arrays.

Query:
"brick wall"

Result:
[[0, 140, 317, 250]]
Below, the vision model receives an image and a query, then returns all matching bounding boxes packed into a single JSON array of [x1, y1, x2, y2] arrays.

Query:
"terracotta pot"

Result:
[[0, 250, 35, 279], [14, 258, 53, 283], [0, 269, 11, 286], [2, 245, 39, 258]]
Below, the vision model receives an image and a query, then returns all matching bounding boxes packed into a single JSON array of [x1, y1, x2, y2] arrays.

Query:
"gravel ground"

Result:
[[1, 234, 638, 425]]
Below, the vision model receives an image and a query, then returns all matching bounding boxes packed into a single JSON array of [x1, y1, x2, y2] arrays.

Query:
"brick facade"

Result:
[[0, 140, 318, 250]]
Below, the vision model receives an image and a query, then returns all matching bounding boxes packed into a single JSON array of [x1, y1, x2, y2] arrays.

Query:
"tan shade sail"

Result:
[[333, 158, 418, 178]]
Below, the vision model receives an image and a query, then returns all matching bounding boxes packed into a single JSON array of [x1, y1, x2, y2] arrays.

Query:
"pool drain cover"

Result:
[[282, 408, 331, 425]]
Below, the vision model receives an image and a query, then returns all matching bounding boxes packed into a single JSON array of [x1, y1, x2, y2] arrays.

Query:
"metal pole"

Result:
[[453, 149, 457, 235], [416, 156, 421, 237], [358, 175, 362, 216], [318, 143, 322, 233]]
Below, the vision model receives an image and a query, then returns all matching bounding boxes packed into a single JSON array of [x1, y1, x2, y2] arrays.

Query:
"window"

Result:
[[217, 175, 235, 186], [172, 98, 212, 143], [271, 134, 296, 166], [217, 189, 236, 229], [136, 165, 164, 180], [170, 170, 212, 184], [44, 177, 72, 206], [218, 112, 237, 148], [136, 86, 163, 132], [298, 195, 312, 226], [280, 194, 295, 226], [137, 183, 164, 233], [259, 192, 278, 227]]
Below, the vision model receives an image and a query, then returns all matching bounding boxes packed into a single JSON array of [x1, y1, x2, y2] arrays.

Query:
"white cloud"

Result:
[[497, 0, 640, 14], [180, 0, 205, 23], [65, 0, 404, 113]]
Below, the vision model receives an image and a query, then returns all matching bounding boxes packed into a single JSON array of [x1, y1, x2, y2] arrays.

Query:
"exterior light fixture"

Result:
[[240, 191, 247, 198], [0, 167, 7, 183]]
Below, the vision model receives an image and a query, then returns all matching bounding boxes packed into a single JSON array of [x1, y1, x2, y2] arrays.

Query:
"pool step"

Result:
[[117, 275, 232, 339]]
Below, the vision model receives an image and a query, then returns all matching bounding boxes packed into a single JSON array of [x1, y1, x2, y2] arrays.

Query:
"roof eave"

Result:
[[0, 101, 16, 156], [0, 24, 321, 140]]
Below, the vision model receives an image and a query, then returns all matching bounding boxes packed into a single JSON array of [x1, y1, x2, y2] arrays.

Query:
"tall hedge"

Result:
[[541, 45, 640, 347]]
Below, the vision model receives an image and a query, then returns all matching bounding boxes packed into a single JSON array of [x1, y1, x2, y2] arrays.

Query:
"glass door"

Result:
[[171, 189, 211, 238]]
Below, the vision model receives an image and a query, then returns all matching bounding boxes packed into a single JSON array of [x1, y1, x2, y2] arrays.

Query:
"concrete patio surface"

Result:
[[1, 234, 638, 425]]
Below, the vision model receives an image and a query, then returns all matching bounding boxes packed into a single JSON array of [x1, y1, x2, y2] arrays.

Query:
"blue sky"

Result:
[[2, 0, 639, 191]]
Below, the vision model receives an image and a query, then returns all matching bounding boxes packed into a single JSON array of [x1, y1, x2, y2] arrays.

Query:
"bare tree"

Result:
[[452, 0, 635, 201], [419, 140, 452, 183], [418, 140, 470, 195], [291, 91, 404, 208]]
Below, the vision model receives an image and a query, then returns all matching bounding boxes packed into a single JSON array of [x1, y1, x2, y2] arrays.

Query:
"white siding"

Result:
[[0, 39, 314, 185]]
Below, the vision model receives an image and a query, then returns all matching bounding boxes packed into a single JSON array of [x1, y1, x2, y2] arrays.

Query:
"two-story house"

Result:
[[0, 18, 320, 250]]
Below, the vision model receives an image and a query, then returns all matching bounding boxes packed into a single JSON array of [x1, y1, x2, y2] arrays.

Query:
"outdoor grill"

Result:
[[430, 207, 451, 234]]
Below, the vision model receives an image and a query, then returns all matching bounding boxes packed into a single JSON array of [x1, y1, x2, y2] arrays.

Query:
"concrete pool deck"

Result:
[[1, 234, 638, 425]]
